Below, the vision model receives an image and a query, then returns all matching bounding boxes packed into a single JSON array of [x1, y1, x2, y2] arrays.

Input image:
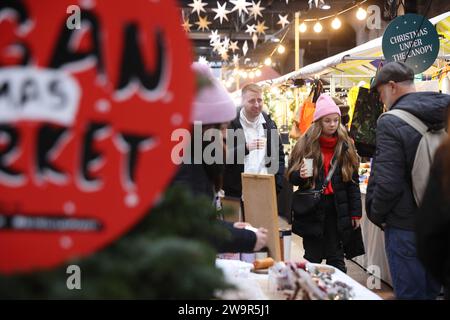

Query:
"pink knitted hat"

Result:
[[191, 63, 236, 124], [313, 94, 341, 122]]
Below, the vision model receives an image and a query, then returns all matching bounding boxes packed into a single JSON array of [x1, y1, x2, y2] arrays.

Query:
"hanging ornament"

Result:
[[222, 36, 230, 50], [252, 33, 258, 48], [198, 56, 208, 65], [277, 14, 290, 29], [242, 41, 249, 56], [245, 24, 256, 35], [212, 2, 230, 24], [249, 1, 265, 20], [229, 41, 239, 53], [230, 0, 251, 17], [209, 30, 220, 44], [188, 0, 208, 16], [196, 15, 211, 31], [233, 54, 239, 65], [211, 40, 223, 53], [181, 18, 192, 33], [256, 20, 268, 35]]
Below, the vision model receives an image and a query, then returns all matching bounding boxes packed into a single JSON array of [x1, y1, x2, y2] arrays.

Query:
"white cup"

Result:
[[303, 158, 313, 177]]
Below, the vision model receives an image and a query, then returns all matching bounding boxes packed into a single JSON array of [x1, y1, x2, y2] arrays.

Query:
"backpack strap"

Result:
[[380, 109, 427, 136]]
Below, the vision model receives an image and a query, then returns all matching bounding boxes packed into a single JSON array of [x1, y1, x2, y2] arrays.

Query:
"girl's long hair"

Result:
[[287, 119, 360, 188]]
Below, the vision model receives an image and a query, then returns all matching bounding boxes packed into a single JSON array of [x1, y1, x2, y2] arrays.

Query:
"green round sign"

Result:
[[382, 14, 440, 74]]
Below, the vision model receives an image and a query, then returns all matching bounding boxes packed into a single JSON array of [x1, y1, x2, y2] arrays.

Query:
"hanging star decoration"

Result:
[[249, 1, 265, 20], [255, 20, 268, 35], [198, 56, 208, 65], [212, 2, 230, 24], [221, 51, 229, 62], [245, 24, 256, 36], [229, 41, 239, 53], [233, 54, 239, 65], [242, 41, 249, 56], [222, 37, 230, 50], [196, 15, 211, 31], [188, 0, 208, 16], [252, 33, 258, 48], [211, 39, 223, 53], [209, 30, 221, 44], [230, 0, 251, 17], [277, 14, 290, 29], [181, 18, 192, 33]]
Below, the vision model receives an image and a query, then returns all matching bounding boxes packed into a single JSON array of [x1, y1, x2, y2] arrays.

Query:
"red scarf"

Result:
[[319, 135, 337, 195]]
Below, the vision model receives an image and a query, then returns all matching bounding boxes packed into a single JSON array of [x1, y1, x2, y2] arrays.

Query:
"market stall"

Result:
[[246, 11, 450, 287]]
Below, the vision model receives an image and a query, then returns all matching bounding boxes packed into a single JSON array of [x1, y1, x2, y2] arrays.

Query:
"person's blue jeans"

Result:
[[385, 226, 441, 299]]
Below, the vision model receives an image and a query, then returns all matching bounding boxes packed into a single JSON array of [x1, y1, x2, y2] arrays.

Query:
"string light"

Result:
[[313, 21, 323, 33], [356, 7, 367, 20], [264, 57, 272, 66], [249, 71, 255, 79], [255, 69, 262, 77], [299, 22, 307, 33], [331, 17, 341, 30], [277, 44, 286, 54]]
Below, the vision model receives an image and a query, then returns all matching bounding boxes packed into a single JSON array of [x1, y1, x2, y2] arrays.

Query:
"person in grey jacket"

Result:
[[367, 61, 450, 299]]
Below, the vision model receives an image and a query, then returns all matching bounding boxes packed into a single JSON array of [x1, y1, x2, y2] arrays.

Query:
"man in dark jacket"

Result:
[[367, 61, 450, 299], [223, 83, 285, 199]]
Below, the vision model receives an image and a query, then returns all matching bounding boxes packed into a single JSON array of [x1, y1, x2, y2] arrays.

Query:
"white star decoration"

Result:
[[230, 0, 251, 17], [242, 40, 249, 56], [277, 14, 290, 29], [212, 2, 230, 24], [188, 0, 207, 16], [209, 30, 220, 44], [198, 56, 208, 65], [245, 24, 256, 35], [249, 1, 265, 20]]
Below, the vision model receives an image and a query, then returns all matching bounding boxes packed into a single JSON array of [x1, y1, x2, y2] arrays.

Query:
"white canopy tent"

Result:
[[259, 11, 450, 88]]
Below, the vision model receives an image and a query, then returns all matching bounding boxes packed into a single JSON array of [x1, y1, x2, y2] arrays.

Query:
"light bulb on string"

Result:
[[313, 21, 322, 33], [241, 71, 248, 79], [249, 71, 255, 79], [255, 69, 262, 77], [356, 7, 367, 20], [299, 22, 307, 33], [331, 17, 341, 30], [277, 45, 285, 54], [264, 57, 272, 66]]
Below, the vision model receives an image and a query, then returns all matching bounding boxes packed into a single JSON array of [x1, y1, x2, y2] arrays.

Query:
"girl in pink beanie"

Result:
[[286, 94, 363, 273]]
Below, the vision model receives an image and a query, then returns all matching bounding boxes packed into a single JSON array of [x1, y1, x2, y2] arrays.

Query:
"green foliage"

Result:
[[0, 187, 233, 299]]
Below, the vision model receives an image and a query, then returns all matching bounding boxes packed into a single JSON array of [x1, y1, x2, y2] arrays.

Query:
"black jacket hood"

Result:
[[392, 92, 450, 129]]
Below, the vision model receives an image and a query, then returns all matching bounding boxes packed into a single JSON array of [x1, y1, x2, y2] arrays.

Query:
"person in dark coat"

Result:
[[287, 94, 364, 273], [223, 83, 285, 198], [367, 61, 450, 299], [416, 113, 450, 300], [172, 63, 268, 254]]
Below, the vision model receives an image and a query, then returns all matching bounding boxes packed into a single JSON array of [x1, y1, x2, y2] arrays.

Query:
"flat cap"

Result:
[[370, 61, 415, 89]]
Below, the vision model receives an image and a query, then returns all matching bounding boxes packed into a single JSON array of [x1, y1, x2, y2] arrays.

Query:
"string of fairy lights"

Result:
[[216, 0, 371, 89]]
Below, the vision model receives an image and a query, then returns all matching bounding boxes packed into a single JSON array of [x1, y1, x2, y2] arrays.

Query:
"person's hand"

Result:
[[299, 160, 309, 179], [246, 138, 266, 152], [233, 222, 250, 229], [246, 140, 258, 152], [352, 219, 361, 230], [253, 227, 268, 252]]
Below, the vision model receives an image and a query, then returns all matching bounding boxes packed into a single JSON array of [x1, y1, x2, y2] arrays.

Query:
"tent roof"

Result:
[[262, 11, 450, 87]]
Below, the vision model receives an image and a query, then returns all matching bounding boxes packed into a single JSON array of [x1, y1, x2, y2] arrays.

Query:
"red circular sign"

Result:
[[0, 0, 194, 273]]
